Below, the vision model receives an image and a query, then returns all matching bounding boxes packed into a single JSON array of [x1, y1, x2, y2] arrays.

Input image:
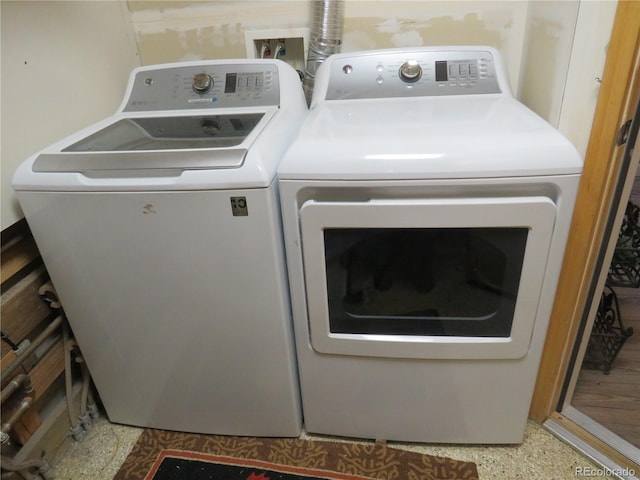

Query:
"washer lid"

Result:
[[32, 113, 264, 172]]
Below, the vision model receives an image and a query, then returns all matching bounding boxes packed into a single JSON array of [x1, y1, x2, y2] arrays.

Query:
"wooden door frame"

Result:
[[530, 0, 640, 422]]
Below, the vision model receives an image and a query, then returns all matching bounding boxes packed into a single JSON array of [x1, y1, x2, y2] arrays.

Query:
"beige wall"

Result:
[[519, 1, 580, 125], [129, 1, 312, 64], [1, 1, 140, 229], [0, 1, 617, 229], [557, 1, 617, 158]]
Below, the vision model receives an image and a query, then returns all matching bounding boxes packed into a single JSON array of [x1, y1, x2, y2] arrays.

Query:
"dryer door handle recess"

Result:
[[299, 196, 557, 360]]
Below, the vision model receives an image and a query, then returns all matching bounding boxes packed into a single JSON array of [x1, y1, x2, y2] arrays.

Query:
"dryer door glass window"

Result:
[[324, 227, 528, 337]]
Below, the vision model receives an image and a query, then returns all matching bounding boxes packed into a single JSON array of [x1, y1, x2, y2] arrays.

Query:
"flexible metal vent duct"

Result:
[[304, 0, 344, 105]]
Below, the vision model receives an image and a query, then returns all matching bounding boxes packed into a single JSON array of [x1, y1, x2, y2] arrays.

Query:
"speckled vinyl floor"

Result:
[[51, 417, 615, 480]]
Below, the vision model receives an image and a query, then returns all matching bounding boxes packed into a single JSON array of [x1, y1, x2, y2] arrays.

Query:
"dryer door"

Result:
[[299, 196, 556, 359]]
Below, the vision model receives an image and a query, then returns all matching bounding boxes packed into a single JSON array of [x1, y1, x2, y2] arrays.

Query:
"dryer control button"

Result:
[[399, 60, 422, 83]]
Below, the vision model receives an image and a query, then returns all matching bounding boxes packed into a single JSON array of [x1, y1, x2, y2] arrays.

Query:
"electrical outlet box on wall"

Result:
[[245, 28, 309, 72]]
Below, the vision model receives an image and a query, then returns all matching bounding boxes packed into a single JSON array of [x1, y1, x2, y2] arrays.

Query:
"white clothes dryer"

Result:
[[13, 60, 306, 436], [278, 47, 583, 443]]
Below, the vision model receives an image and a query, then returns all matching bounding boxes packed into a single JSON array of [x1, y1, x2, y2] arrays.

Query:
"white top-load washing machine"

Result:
[[278, 47, 582, 443], [13, 59, 306, 436]]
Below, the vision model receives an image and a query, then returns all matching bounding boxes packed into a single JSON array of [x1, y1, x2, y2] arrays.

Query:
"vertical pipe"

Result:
[[303, 0, 344, 105]]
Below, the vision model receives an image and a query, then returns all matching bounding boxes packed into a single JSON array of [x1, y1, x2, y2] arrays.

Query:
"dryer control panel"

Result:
[[124, 63, 280, 112], [325, 48, 502, 101]]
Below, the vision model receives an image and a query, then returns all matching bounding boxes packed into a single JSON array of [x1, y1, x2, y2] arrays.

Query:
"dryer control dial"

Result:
[[192, 73, 214, 94], [399, 60, 422, 83]]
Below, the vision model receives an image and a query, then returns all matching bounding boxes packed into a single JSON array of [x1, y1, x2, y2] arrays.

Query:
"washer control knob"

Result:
[[193, 73, 214, 94], [399, 60, 422, 83], [201, 119, 220, 136]]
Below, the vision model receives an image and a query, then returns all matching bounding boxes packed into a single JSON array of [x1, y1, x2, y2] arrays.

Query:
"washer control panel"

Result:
[[124, 63, 280, 112], [326, 49, 501, 100]]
